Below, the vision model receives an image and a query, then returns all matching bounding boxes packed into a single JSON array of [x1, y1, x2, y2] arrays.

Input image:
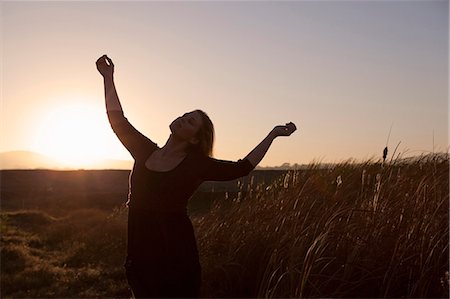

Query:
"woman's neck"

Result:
[[160, 134, 189, 157]]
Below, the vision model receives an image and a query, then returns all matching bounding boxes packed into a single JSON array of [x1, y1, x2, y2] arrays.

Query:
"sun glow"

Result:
[[33, 101, 124, 168]]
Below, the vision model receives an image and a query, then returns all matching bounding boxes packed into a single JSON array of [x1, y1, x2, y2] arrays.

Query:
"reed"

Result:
[[194, 153, 449, 298]]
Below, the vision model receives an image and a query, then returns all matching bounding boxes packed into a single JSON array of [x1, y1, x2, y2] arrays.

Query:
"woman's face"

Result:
[[170, 111, 203, 144]]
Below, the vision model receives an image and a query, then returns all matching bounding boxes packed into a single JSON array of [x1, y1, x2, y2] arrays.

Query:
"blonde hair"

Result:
[[191, 110, 214, 157]]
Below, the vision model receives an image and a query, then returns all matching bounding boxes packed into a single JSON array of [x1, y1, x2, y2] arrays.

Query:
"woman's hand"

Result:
[[271, 122, 297, 137], [244, 122, 297, 167], [96, 55, 114, 78]]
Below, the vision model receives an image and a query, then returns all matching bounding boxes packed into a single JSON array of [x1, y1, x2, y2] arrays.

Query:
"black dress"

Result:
[[108, 111, 254, 298]]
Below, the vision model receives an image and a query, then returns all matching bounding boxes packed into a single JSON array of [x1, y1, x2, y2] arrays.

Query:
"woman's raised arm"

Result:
[[244, 122, 297, 167], [96, 55, 157, 160], [199, 122, 297, 182], [96, 55, 123, 112]]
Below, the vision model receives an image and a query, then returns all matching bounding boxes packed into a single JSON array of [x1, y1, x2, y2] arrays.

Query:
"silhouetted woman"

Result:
[[96, 55, 296, 298]]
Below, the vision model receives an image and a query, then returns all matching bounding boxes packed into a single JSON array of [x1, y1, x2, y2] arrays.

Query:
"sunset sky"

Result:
[[1, 1, 448, 168]]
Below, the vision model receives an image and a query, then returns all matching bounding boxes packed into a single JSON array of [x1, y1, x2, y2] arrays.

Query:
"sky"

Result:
[[1, 0, 448, 168]]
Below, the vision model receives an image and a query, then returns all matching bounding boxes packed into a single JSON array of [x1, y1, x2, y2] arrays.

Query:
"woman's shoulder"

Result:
[[186, 150, 213, 171], [188, 149, 209, 162]]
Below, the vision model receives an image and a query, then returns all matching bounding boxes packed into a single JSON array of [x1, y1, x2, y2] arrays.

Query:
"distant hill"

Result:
[[0, 151, 62, 170], [0, 151, 133, 170]]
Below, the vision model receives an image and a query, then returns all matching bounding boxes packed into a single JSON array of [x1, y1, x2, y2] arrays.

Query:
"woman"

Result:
[[96, 55, 296, 298]]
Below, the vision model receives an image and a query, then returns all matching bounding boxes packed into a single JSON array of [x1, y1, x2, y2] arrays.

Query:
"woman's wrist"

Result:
[[103, 74, 114, 82], [268, 130, 278, 140]]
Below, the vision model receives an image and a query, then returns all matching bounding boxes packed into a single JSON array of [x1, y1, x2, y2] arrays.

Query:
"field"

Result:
[[1, 154, 449, 298]]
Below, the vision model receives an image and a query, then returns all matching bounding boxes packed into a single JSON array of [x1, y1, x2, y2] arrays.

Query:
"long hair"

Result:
[[191, 110, 214, 157]]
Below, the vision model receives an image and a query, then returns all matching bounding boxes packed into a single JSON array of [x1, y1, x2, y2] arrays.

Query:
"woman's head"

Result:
[[169, 110, 214, 156]]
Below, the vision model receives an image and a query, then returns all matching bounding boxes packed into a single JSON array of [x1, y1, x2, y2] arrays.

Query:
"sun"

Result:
[[34, 102, 124, 168]]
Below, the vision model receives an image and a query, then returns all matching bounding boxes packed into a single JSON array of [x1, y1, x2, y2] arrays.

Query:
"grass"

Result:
[[1, 153, 448, 298], [194, 153, 449, 298], [1, 208, 130, 298]]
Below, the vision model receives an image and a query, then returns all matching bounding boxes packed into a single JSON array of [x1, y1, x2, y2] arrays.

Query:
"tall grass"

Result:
[[194, 153, 449, 298], [1, 153, 448, 298]]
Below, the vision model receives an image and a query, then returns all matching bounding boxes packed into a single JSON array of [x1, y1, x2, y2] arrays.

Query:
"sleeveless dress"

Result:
[[108, 111, 254, 298]]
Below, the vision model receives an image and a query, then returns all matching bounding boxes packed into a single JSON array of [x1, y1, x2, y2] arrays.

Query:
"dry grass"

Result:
[[1, 208, 130, 298], [1, 153, 448, 298], [194, 153, 449, 298]]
